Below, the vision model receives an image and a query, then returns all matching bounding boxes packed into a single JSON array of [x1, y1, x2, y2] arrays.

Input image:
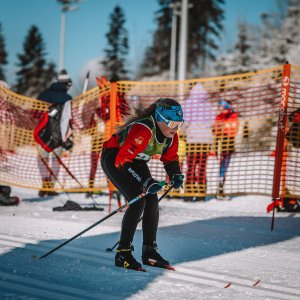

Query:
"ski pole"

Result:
[[53, 151, 99, 206], [36, 147, 73, 203], [82, 71, 90, 93], [53, 151, 84, 189], [106, 184, 174, 252], [38, 182, 167, 259]]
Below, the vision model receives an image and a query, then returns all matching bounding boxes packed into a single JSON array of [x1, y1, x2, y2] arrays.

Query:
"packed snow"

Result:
[[0, 186, 299, 300]]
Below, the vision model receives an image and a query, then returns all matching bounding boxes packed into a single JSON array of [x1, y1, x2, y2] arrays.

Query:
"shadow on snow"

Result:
[[0, 215, 299, 299]]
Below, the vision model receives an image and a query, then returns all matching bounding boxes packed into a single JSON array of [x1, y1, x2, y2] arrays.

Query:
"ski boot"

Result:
[[0, 195, 20, 206], [115, 244, 145, 272], [217, 181, 230, 200], [142, 242, 175, 270], [38, 178, 58, 197], [46, 180, 59, 196]]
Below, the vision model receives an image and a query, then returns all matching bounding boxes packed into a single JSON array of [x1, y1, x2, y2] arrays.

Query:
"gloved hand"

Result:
[[144, 178, 166, 194], [62, 138, 74, 151], [171, 174, 184, 189]]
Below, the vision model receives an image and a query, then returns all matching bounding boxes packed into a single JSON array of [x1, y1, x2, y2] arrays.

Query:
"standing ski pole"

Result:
[[37, 181, 167, 259], [36, 147, 73, 203], [53, 151, 100, 206], [106, 184, 174, 252], [82, 71, 90, 93], [53, 151, 84, 189]]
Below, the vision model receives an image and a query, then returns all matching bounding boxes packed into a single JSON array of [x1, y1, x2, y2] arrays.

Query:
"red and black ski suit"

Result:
[[101, 115, 181, 246]]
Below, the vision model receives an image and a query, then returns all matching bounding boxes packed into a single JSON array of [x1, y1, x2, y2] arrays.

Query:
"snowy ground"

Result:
[[0, 187, 299, 300]]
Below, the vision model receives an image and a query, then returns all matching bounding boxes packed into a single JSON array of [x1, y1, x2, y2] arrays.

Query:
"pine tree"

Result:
[[15, 25, 56, 97], [214, 22, 257, 75], [274, 0, 300, 65], [101, 5, 129, 80], [253, 13, 278, 69], [252, 0, 294, 68], [189, 0, 224, 74], [0, 23, 8, 81], [139, 0, 224, 78]]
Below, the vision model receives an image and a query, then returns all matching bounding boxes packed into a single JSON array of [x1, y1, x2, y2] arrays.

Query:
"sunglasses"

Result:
[[156, 110, 184, 129]]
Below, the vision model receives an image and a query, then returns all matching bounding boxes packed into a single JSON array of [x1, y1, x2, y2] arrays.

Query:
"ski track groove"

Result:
[[0, 234, 300, 300]]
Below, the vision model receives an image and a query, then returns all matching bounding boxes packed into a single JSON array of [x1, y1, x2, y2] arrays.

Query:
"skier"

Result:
[[213, 99, 239, 200], [34, 70, 73, 197], [101, 98, 184, 271]]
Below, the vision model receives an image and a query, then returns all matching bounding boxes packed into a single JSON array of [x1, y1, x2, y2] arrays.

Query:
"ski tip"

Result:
[[253, 279, 261, 287], [106, 248, 113, 252], [15, 197, 21, 206], [165, 265, 176, 271], [137, 267, 147, 272], [224, 282, 232, 288]]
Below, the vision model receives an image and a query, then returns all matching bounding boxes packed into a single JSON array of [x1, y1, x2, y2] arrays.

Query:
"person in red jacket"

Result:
[[213, 99, 239, 200], [101, 98, 184, 271], [85, 76, 129, 198]]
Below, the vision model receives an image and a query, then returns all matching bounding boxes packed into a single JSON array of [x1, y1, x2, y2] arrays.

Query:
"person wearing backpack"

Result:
[[34, 70, 73, 197]]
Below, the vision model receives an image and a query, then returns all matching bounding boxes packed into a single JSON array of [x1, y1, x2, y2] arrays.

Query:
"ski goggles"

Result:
[[155, 109, 184, 129]]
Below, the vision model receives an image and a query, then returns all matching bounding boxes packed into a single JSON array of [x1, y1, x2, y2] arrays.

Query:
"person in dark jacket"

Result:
[[34, 70, 73, 197]]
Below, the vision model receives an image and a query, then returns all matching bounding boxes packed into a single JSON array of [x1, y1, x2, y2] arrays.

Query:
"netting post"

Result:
[[109, 81, 118, 137], [271, 63, 291, 230], [107, 81, 118, 213]]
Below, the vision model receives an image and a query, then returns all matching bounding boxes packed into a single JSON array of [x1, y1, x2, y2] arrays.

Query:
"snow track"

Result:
[[0, 234, 299, 300]]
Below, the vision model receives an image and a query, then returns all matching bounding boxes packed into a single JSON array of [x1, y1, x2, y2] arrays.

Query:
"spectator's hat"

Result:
[[57, 70, 72, 87], [218, 99, 231, 109]]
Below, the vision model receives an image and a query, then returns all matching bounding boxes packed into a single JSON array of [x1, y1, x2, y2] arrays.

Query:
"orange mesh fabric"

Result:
[[0, 65, 298, 199]]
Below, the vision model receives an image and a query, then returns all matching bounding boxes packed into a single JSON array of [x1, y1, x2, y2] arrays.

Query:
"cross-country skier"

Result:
[[101, 98, 184, 271]]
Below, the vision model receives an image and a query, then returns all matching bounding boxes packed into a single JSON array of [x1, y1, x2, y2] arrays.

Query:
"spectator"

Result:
[[213, 99, 239, 200], [286, 107, 300, 149], [183, 83, 215, 201], [0, 80, 20, 206], [86, 76, 129, 202], [0, 80, 13, 158], [34, 70, 73, 197]]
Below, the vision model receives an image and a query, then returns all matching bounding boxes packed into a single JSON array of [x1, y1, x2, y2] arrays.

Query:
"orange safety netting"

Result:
[[0, 65, 299, 198]]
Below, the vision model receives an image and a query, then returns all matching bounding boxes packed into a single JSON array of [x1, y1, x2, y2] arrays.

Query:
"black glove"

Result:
[[171, 174, 184, 189], [62, 138, 74, 151]]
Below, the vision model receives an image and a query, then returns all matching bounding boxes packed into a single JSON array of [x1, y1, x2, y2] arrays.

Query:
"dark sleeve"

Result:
[[160, 133, 181, 178], [164, 161, 181, 179]]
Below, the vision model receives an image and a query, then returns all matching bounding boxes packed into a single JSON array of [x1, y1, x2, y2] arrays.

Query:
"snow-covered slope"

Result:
[[0, 187, 299, 299]]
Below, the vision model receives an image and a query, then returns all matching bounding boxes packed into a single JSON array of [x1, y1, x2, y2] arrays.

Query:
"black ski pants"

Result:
[[101, 148, 159, 246]]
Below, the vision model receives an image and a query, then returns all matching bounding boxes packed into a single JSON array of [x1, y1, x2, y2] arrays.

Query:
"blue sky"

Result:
[[0, 0, 275, 94]]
